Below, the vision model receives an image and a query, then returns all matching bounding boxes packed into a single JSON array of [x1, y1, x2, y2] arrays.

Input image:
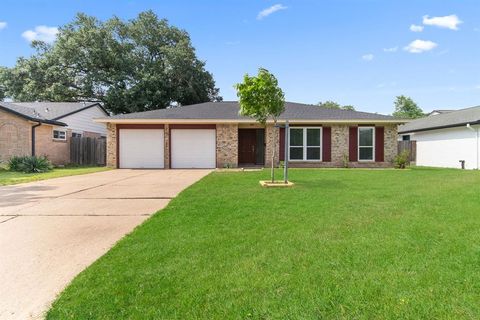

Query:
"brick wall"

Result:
[[35, 125, 71, 165], [265, 124, 280, 167], [216, 123, 238, 168], [106, 123, 117, 167], [104, 122, 398, 169], [0, 109, 31, 164], [289, 124, 398, 168], [164, 124, 170, 169]]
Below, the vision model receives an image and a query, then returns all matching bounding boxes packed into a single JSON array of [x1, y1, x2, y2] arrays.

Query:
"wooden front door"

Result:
[[238, 129, 257, 164]]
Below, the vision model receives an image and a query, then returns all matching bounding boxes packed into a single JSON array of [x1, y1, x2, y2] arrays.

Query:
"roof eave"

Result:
[[94, 118, 406, 124], [399, 120, 480, 134], [0, 105, 67, 126]]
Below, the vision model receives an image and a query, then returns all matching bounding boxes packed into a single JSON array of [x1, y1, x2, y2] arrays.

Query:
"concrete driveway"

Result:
[[0, 169, 211, 320]]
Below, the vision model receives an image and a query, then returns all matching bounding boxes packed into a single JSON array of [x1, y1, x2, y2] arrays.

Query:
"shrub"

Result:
[[8, 156, 53, 173], [8, 156, 26, 172], [394, 150, 410, 169]]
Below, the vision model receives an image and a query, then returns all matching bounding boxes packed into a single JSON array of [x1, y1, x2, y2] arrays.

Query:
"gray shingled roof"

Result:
[[0, 102, 66, 126], [0, 101, 107, 126], [399, 105, 480, 133], [106, 101, 399, 121]]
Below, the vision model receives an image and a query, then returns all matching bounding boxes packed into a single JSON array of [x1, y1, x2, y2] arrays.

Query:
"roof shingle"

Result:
[[0, 101, 106, 126], [106, 101, 400, 122], [399, 105, 480, 133]]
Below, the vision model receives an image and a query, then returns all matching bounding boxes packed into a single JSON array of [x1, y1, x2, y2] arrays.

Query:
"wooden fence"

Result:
[[397, 140, 417, 162], [70, 137, 106, 166]]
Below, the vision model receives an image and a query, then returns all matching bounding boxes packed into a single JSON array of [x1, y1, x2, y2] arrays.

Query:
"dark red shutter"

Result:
[[375, 126, 384, 162], [279, 127, 285, 161], [349, 126, 358, 161], [322, 127, 331, 162]]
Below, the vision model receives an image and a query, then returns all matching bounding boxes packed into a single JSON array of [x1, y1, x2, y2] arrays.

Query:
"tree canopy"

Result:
[[392, 95, 424, 119], [234, 68, 285, 125], [317, 101, 356, 111], [0, 11, 221, 114], [234, 68, 285, 182]]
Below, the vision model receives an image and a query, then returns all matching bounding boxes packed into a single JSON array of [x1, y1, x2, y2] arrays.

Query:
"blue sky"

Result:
[[0, 0, 479, 114]]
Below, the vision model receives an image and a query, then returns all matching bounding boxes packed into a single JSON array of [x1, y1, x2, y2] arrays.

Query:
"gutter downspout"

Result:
[[31, 122, 42, 156], [466, 123, 479, 170]]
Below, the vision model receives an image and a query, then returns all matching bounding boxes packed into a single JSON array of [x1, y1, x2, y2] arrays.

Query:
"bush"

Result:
[[8, 156, 53, 173], [8, 156, 28, 172], [394, 150, 410, 169]]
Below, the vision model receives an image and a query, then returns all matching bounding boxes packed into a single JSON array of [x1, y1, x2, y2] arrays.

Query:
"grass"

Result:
[[47, 167, 480, 319], [0, 166, 110, 186]]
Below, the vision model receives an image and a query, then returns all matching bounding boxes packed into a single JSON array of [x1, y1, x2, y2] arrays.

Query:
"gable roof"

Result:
[[98, 101, 403, 123], [0, 102, 67, 126], [399, 105, 480, 134]]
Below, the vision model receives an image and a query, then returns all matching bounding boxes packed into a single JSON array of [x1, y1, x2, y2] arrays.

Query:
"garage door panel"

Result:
[[119, 129, 164, 168], [171, 129, 216, 168]]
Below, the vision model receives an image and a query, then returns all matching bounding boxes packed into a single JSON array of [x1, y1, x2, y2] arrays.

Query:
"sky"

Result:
[[0, 0, 479, 115]]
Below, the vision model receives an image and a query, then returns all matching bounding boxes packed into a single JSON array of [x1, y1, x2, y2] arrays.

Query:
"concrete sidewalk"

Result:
[[0, 169, 210, 320]]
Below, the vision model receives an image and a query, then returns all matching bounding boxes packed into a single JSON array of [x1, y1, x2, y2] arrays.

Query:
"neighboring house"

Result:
[[0, 102, 108, 165], [399, 106, 480, 170], [95, 101, 406, 169]]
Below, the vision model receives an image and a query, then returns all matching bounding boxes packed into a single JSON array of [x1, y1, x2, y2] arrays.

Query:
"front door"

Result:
[[238, 129, 265, 165]]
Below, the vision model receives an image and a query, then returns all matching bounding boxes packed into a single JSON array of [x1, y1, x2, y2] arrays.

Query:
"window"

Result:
[[289, 127, 322, 161], [402, 135, 410, 141], [53, 130, 66, 140], [72, 132, 82, 138], [358, 127, 374, 161]]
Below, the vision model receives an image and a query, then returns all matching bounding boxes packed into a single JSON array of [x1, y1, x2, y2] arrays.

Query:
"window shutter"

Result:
[[349, 126, 358, 161], [322, 127, 331, 162], [375, 126, 384, 162], [279, 127, 285, 161]]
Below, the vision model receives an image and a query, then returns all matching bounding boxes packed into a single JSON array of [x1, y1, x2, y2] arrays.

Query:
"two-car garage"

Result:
[[117, 125, 216, 169]]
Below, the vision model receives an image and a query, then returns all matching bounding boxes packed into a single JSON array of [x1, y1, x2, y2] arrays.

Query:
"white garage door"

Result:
[[171, 129, 216, 168], [119, 129, 164, 168]]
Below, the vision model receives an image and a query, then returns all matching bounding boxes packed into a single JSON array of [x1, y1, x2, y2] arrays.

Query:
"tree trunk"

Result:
[[271, 120, 276, 183]]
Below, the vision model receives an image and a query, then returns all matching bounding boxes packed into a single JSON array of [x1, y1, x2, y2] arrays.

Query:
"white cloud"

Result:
[[410, 24, 424, 32], [257, 4, 288, 20], [362, 53, 374, 61], [22, 25, 59, 43], [475, 85, 480, 90], [0, 21, 6, 30], [404, 39, 438, 53], [422, 15, 462, 30], [383, 46, 398, 52]]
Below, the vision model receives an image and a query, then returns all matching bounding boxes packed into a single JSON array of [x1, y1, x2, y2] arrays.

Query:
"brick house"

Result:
[[0, 102, 108, 165], [95, 101, 407, 169]]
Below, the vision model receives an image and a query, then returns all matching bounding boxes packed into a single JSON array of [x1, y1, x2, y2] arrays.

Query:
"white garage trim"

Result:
[[118, 127, 164, 169], [170, 127, 216, 168]]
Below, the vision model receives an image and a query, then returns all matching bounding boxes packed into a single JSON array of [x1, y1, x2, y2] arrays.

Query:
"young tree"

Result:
[[392, 95, 424, 119], [234, 68, 285, 182], [0, 11, 221, 113]]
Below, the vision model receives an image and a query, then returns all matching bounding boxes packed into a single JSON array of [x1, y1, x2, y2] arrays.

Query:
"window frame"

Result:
[[288, 127, 323, 162], [53, 129, 67, 141], [358, 126, 375, 162], [72, 132, 83, 138]]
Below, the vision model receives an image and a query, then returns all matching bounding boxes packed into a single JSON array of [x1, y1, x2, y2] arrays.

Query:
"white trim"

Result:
[[358, 126, 375, 162], [288, 127, 323, 162], [53, 129, 67, 141]]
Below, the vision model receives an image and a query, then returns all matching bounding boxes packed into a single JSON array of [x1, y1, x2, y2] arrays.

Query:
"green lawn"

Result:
[[0, 166, 110, 186], [47, 168, 480, 319]]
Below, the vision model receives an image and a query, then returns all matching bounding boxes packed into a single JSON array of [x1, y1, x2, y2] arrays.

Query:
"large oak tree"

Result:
[[0, 11, 221, 114]]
